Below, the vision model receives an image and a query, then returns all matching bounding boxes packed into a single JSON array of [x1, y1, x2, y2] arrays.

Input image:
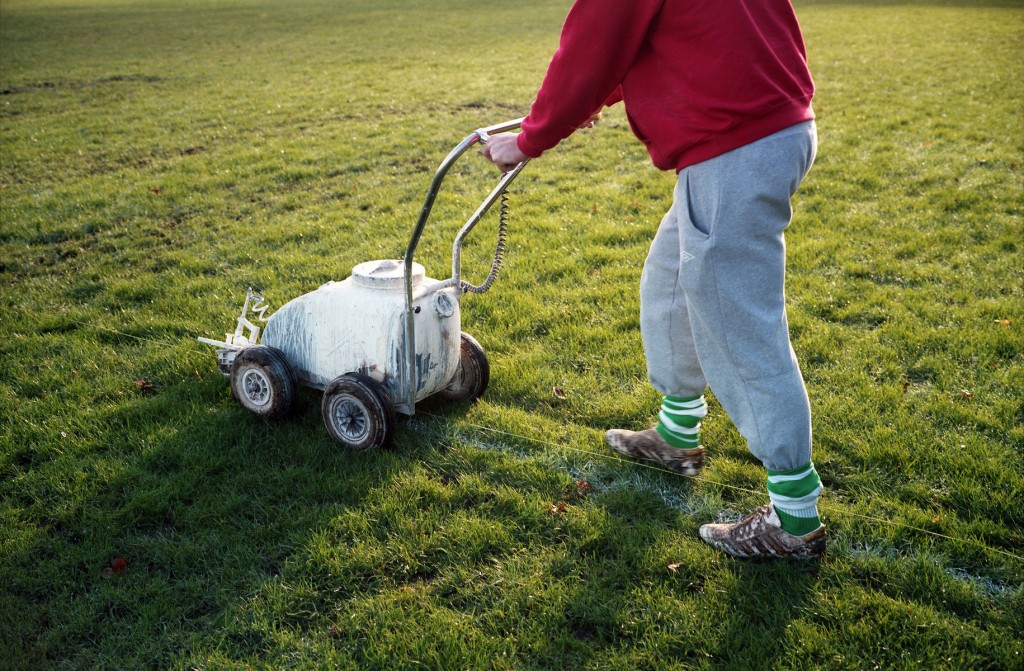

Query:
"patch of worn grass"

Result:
[[1, 0, 1022, 669]]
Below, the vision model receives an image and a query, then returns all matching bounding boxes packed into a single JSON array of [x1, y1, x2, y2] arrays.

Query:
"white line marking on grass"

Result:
[[427, 420, 724, 520], [414, 413, 1024, 563]]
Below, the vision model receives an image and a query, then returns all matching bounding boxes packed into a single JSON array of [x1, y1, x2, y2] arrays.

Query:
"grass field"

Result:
[[1, 0, 1022, 669]]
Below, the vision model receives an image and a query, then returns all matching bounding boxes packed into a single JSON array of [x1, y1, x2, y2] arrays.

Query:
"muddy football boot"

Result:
[[605, 428, 705, 475], [699, 505, 826, 559]]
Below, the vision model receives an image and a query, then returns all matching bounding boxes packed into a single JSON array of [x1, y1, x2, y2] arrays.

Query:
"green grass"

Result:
[[1, 0, 1022, 669]]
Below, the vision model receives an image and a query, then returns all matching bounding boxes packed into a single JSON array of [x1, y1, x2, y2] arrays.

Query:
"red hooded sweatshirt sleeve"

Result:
[[516, 0, 815, 171]]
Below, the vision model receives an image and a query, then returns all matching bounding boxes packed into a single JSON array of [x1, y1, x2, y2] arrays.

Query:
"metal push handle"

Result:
[[401, 118, 529, 414], [402, 117, 527, 273]]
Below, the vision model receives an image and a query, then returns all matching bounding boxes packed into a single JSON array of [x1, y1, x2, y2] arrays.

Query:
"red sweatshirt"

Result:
[[516, 0, 815, 171]]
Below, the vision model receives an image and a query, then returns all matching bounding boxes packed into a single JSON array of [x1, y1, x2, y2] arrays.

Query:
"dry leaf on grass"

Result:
[[133, 379, 156, 394]]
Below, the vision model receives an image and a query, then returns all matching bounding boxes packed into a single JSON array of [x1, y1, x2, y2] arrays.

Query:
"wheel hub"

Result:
[[330, 396, 368, 441], [242, 369, 271, 407]]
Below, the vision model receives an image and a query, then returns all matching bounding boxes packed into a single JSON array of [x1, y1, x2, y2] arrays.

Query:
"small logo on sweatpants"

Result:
[[681, 250, 695, 263]]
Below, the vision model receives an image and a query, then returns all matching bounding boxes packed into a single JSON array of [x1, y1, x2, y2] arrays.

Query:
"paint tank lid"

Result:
[[351, 259, 425, 289]]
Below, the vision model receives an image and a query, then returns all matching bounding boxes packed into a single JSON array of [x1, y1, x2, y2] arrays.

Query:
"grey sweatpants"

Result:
[[640, 121, 817, 472]]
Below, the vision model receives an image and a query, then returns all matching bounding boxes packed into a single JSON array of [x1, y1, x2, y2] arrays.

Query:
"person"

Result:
[[482, 0, 825, 559]]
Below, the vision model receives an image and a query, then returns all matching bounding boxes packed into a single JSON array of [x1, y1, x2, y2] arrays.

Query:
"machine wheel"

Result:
[[230, 346, 297, 419], [322, 373, 395, 450], [439, 332, 490, 402]]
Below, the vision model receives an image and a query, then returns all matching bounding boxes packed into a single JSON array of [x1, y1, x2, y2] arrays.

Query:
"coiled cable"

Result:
[[460, 189, 509, 295]]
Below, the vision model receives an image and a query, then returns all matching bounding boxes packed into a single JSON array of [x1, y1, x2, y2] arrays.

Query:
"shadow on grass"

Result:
[[711, 561, 822, 667], [2, 380, 413, 669], [396, 399, 828, 669], [506, 476, 824, 669]]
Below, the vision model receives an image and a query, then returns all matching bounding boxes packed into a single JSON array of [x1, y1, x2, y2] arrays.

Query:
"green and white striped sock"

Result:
[[655, 394, 707, 450], [766, 462, 823, 537]]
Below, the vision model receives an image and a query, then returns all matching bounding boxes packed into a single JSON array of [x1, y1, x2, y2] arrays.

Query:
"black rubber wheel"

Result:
[[321, 373, 395, 450], [230, 346, 297, 419], [439, 332, 490, 402]]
